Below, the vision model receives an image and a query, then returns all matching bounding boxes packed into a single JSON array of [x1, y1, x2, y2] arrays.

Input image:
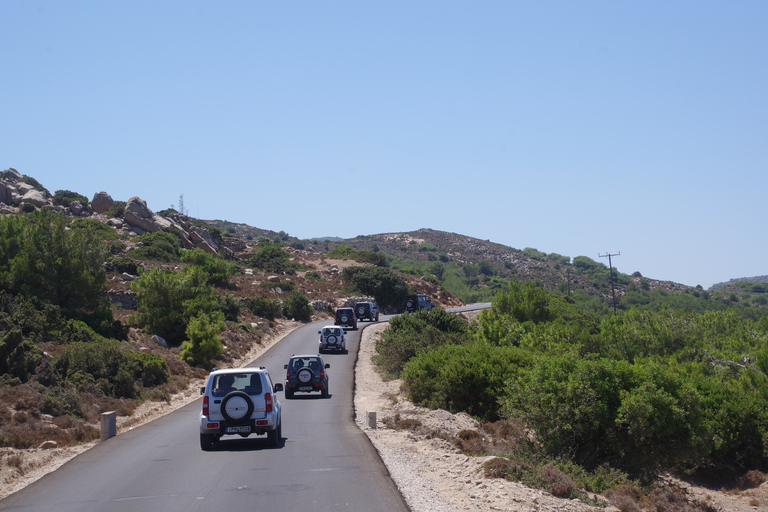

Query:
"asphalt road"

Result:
[[0, 320, 409, 512]]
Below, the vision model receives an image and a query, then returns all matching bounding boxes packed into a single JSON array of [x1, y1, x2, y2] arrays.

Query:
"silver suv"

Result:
[[318, 325, 346, 353], [354, 301, 380, 322], [284, 354, 330, 398], [199, 367, 282, 450]]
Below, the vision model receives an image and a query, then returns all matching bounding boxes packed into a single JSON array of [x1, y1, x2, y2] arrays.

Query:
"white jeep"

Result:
[[199, 367, 282, 450]]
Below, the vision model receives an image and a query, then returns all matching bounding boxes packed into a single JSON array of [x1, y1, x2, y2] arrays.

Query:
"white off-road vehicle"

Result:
[[199, 367, 282, 450]]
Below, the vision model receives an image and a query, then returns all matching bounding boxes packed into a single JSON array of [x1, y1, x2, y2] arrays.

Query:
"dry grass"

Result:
[[382, 413, 422, 431]]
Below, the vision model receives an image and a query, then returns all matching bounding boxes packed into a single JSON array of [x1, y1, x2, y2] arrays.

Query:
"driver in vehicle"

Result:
[[213, 374, 237, 397]]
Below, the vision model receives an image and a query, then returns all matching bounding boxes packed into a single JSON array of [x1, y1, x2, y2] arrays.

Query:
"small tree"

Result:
[[282, 290, 312, 322], [180, 311, 225, 367]]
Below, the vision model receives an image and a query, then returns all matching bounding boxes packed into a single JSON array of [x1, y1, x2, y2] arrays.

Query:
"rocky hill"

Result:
[[1, 167, 761, 308]]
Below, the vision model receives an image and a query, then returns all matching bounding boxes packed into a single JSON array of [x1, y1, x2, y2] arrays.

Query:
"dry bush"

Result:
[[53, 415, 78, 429], [482, 457, 532, 480], [537, 464, 578, 498], [382, 413, 423, 431], [604, 489, 641, 512], [738, 469, 767, 490], [454, 420, 529, 455], [643, 487, 717, 512], [10, 384, 45, 412], [604, 483, 646, 512], [6, 453, 24, 469]]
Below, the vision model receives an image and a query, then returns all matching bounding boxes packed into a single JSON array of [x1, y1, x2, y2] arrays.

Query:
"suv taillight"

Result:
[[265, 392, 273, 412], [320, 368, 325, 379], [202, 395, 209, 416]]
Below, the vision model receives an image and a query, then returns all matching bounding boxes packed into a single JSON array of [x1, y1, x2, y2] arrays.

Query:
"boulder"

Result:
[[195, 239, 218, 255], [190, 226, 218, 250], [69, 200, 86, 216], [1, 168, 21, 180], [20, 188, 48, 207], [91, 191, 114, 214], [0, 180, 20, 206], [124, 197, 160, 233]]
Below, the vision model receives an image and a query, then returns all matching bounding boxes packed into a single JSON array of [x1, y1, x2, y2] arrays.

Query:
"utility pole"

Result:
[[599, 251, 620, 315]]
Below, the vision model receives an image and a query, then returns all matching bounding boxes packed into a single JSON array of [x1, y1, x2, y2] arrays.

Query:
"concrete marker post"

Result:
[[100, 411, 116, 441]]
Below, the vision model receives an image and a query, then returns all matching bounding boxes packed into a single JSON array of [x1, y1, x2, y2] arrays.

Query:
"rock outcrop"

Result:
[[0, 169, 223, 255]]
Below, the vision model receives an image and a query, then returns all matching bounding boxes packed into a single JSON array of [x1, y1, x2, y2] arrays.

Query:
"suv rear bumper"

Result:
[[199, 413, 278, 435], [320, 343, 345, 352], [284, 382, 327, 393]]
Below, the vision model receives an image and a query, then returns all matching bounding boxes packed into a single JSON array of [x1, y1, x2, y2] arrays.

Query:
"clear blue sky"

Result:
[[3, 1, 766, 289]]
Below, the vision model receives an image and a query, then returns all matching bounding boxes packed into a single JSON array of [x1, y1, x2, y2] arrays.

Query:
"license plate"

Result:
[[299, 386, 312, 391], [225, 426, 251, 434]]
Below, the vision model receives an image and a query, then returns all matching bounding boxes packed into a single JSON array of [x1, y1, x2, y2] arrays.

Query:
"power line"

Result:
[[599, 251, 620, 315]]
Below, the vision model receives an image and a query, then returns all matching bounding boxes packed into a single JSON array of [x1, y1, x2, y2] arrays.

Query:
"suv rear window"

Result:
[[212, 373, 262, 397]]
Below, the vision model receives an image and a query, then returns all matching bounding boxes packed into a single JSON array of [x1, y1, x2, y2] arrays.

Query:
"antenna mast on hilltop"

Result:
[[599, 251, 620, 315], [178, 194, 187, 216]]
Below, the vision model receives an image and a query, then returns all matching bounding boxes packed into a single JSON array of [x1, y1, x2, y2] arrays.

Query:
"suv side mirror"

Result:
[[283, 364, 288, 369], [273, 383, 283, 392], [200, 387, 205, 395], [325, 363, 330, 369]]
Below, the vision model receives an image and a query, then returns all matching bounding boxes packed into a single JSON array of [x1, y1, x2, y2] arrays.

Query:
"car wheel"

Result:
[[221, 391, 254, 425], [200, 433, 214, 451], [321, 387, 329, 398], [297, 368, 314, 384], [267, 425, 279, 447], [285, 389, 294, 399]]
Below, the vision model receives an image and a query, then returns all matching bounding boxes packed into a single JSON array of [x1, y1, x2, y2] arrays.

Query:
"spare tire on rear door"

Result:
[[297, 368, 314, 384], [220, 391, 254, 425]]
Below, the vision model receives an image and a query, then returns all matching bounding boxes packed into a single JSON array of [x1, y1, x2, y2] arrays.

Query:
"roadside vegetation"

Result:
[[375, 281, 768, 509], [0, 210, 318, 451]]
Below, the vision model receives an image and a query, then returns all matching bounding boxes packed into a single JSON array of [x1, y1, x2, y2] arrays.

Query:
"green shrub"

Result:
[[0, 210, 111, 327], [248, 241, 298, 274], [0, 328, 44, 383], [282, 290, 312, 322], [130, 266, 215, 345], [181, 248, 237, 287], [20, 202, 36, 213], [107, 255, 139, 275], [54, 341, 168, 399], [243, 296, 282, 320], [215, 293, 241, 322], [104, 201, 126, 219], [374, 309, 469, 377], [52, 189, 88, 207], [131, 231, 182, 262], [402, 344, 528, 421], [305, 270, 324, 281], [70, 218, 118, 240], [260, 280, 294, 292]]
